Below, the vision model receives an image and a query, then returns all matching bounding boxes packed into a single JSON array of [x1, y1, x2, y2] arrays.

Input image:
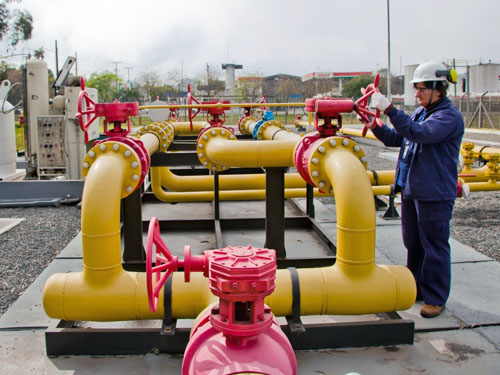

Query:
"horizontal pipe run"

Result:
[[43, 263, 416, 321], [204, 137, 298, 168], [140, 102, 306, 110], [467, 181, 500, 191]]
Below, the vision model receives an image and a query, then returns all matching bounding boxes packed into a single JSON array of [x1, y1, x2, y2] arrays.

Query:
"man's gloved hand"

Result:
[[357, 114, 376, 129], [370, 92, 392, 112]]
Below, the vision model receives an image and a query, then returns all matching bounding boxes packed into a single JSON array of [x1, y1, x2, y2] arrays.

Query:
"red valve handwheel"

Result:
[[76, 77, 98, 144], [187, 84, 201, 131], [259, 95, 267, 110], [146, 217, 179, 312], [355, 74, 384, 137]]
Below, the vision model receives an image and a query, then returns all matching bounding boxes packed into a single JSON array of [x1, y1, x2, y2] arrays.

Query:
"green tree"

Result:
[[86, 71, 121, 102], [341, 75, 374, 100], [0, 1, 33, 50], [117, 86, 142, 103]]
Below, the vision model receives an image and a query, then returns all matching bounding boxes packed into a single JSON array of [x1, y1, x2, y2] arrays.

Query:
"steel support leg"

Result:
[[264, 167, 286, 258]]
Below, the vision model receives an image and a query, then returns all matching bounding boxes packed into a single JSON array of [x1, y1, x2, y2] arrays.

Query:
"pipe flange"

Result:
[[143, 123, 172, 152], [196, 127, 236, 172], [82, 140, 145, 198], [308, 136, 368, 194], [238, 115, 251, 134], [256, 120, 285, 140]]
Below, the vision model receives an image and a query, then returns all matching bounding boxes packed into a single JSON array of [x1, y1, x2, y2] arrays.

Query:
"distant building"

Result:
[[262, 74, 301, 98]]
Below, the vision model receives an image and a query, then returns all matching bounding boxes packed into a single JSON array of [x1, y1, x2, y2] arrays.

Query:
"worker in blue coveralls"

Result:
[[365, 61, 464, 318]]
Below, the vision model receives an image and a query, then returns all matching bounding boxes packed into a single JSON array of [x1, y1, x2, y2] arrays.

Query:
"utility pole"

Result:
[[111, 61, 122, 89]]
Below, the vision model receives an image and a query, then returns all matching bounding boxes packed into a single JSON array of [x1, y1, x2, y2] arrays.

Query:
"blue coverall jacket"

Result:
[[371, 97, 464, 306], [372, 97, 464, 200]]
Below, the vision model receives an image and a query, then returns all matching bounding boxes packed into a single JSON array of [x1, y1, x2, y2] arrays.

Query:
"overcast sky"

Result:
[[3, 0, 500, 83]]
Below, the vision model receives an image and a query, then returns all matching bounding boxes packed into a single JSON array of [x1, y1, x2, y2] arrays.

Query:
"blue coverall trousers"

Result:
[[401, 198, 454, 306]]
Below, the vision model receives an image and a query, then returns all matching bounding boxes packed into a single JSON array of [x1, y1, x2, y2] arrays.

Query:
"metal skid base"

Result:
[[45, 312, 415, 356]]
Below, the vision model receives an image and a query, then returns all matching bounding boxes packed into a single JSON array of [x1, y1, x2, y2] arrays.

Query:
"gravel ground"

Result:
[[0, 130, 498, 318], [0, 206, 81, 317]]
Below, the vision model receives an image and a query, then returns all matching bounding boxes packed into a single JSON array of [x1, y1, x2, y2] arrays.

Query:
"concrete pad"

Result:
[[291, 198, 337, 222], [296, 329, 500, 375], [222, 228, 332, 257], [55, 232, 83, 258], [448, 262, 500, 326], [0, 259, 83, 329], [374, 224, 492, 266], [0, 329, 183, 374], [142, 201, 213, 220], [476, 326, 500, 350], [0, 217, 24, 235], [143, 231, 216, 255], [399, 301, 465, 331]]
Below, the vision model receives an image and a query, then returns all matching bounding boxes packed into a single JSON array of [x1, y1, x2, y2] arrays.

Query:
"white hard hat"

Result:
[[410, 62, 449, 83]]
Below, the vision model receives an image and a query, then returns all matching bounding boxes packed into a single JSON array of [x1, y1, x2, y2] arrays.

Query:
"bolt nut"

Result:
[[318, 181, 326, 189], [132, 174, 139, 181], [221, 130, 226, 135], [162, 136, 166, 140], [203, 161, 208, 166], [229, 134, 234, 140], [198, 143, 204, 148], [88, 151, 95, 158], [198, 153, 204, 158], [312, 157, 319, 165], [318, 146, 325, 153], [203, 135, 208, 141], [99, 144, 106, 151], [112, 144, 119, 151], [124, 150, 131, 157], [83, 162, 89, 169], [342, 138, 350, 146], [329, 139, 336, 147], [132, 161, 139, 168], [126, 186, 133, 193], [353, 145, 360, 152], [211, 130, 216, 136], [312, 170, 319, 177], [360, 156, 367, 163]]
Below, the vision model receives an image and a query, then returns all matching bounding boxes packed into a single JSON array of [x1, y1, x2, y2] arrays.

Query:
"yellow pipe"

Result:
[[159, 167, 307, 191], [203, 136, 298, 168], [340, 126, 378, 140], [172, 121, 208, 135], [366, 170, 396, 185], [467, 181, 500, 191], [140, 102, 306, 110], [260, 123, 300, 142], [151, 167, 328, 201]]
